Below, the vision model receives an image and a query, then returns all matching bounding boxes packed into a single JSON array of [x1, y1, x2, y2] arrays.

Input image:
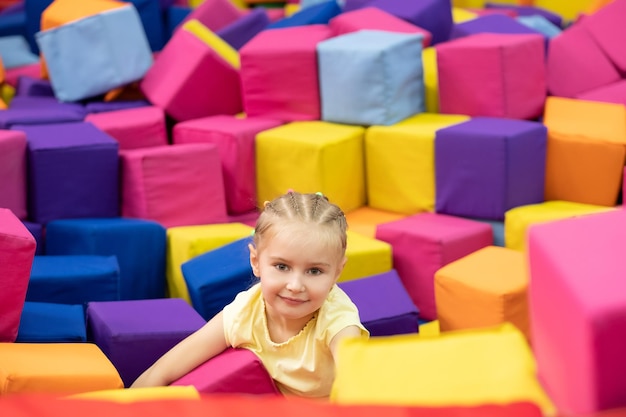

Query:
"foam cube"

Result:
[[360, 0, 453, 45], [85, 99, 150, 114], [87, 298, 206, 387], [27, 255, 120, 305], [582, 0, 626, 73], [45, 218, 167, 300], [435, 117, 547, 220], [84, 106, 168, 150], [166, 222, 253, 302], [485, 3, 563, 27], [239, 25, 333, 120], [0, 342, 123, 396], [317, 30, 424, 126], [216, 7, 270, 50], [0, 129, 26, 219], [18, 122, 119, 224], [340, 231, 392, 283], [14, 75, 54, 97], [120, 144, 228, 228], [437, 33, 546, 119], [331, 323, 555, 415], [504, 200, 615, 252], [182, 237, 257, 321], [338, 270, 419, 336], [543, 97, 626, 206], [0, 103, 85, 128], [171, 348, 279, 395], [450, 14, 546, 41], [516, 16, 562, 39], [365, 113, 469, 214], [376, 213, 493, 320], [256, 121, 365, 212], [435, 246, 530, 340], [173, 115, 283, 214], [181, 0, 244, 32], [140, 20, 242, 122], [0, 208, 36, 342], [70, 385, 200, 402], [528, 210, 626, 414], [36, 3, 153, 102], [17, 302, 86, 342], [345, 206, 407, 238], [329, 7, 432, 47], [546, 23, 621, 98], [577, 79, 626, 105], [267, 0, 340, 29], [22, 221, 44, 255]]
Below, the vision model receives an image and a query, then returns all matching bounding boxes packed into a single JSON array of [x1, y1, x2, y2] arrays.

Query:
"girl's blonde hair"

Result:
[[253, 192, 347, 254]]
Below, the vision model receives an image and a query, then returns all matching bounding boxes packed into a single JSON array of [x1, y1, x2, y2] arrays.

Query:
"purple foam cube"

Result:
[[450, 14, 546, 39], [217, 7, 270, 50], [87, 298, 206, 387], [16, 122, 119, 224], [435, 117, 547, 221], [338, 270, 419, 336]]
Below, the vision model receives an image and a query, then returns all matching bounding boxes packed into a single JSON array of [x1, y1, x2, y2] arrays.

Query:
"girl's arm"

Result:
[[130, 311, 229, 388], [329, 325, 363, 361]]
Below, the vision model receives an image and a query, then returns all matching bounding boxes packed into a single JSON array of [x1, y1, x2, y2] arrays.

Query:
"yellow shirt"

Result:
[[222, 283, 368, 398]]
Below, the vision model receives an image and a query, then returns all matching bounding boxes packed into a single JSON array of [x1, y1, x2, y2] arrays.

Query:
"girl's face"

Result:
[[249, 223, 346, 329]]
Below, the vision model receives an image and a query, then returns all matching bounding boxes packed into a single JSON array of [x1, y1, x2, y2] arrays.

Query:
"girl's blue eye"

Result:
[[275, 264, 288, 271], [309, 268, 322, 275]]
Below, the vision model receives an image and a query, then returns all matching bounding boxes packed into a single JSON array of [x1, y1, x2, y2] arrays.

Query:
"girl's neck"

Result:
[[264, 307, 316, 344]]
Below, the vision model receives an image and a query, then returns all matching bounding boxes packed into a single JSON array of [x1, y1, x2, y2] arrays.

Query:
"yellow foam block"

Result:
[[182, 19, 240, 69], [435, 246, 530, 341], [451, 7, 479, 23], [340, 231, 392, 283], [504, 200, 615, 252], [534, 0, 596, 20], [543, 97, 626, 206], [166, 222, 253, 301], [0, 343, 123, 396], [345, 206, 407, 238], [365, 113, 469, 214], [331, 323, 555, 416], [421, 47, 440, 113], [418, 319, 440, 337], [69, 386, 200, 402], [285, 4, 300, 16], [256, 121, 366, 213]]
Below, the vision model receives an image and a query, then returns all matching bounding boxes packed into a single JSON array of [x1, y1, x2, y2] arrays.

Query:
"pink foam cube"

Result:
[[329, 7, 432, 47], [173, 115, 283, 214], [85, 106, 168, 150], [120, 144, 228, 228], [375, 212, 492, 321], [583, 0, 626, 73], [528, 210, 626, 415], [140, 28, 242, 122], [0, 130, 27, 220], [437, 33, 546, 119], [171, 348, 280, 395], [240, 25, 333, 121], [182, 0, 244, 32], [576, 79, 626, 105], [3, 63, 41, 88], [0, 208, 37, 342], [547, 23, 621, 98]]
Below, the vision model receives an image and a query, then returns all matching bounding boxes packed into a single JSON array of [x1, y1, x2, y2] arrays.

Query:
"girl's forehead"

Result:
[[258, 223, 344, 261]]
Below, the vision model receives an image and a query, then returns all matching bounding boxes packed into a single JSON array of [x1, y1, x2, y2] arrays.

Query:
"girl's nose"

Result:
[[286, 274, 305, 292]]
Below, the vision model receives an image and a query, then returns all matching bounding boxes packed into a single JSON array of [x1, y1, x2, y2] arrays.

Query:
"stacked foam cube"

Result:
[[1, 0, 626, 415]]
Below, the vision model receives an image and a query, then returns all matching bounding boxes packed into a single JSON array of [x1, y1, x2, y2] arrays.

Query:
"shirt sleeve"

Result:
[[316, 285, 369, 346]]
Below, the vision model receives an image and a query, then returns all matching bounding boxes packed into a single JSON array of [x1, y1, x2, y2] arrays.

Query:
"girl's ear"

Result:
[[334, 256, 347, 283], [249, 243, 260, 277]]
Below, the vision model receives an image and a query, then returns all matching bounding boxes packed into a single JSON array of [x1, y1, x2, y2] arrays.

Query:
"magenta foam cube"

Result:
[[84, 106, 168, 151], [0, 208, 37, 342], [329, 7, 432, 47], [120, 144, 228, 228], [583, 0, 626, 74], [181, 0, 244, 32], [140, 28, 242, 122], [171, 348, 280, 395], [577, 79, 626, 105], [173, 115, 283, 214], [0, 130, 27, 220], [528, 210, 626, 415], [547, 23, 621, 98], [239, 25, 333, 121], [375, 213, 492, 321], [437, 32, 546, 119]]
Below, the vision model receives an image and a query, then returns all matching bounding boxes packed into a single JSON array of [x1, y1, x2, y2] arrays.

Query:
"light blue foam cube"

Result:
[[35, 4, 153, 102], [317, 29, 425, 126]]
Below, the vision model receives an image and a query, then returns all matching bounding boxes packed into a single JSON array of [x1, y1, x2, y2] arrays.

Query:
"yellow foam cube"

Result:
[[435, 246, 530, 341], [256, 121, 366, 212], [166, 222, 253, 301], [331, 323, 555, 416], [69, 386, 200, 402], [340, 231, 392, 283], [365, 113, 469, 214], [183, 19, 240, 69], [0, 343, 123, 396], [422, 47, 440, 113], [534, 0, 596, 21], [504, 200, 615, 252], [345, 206, 407, 238], [451, 7, 479, 23]]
